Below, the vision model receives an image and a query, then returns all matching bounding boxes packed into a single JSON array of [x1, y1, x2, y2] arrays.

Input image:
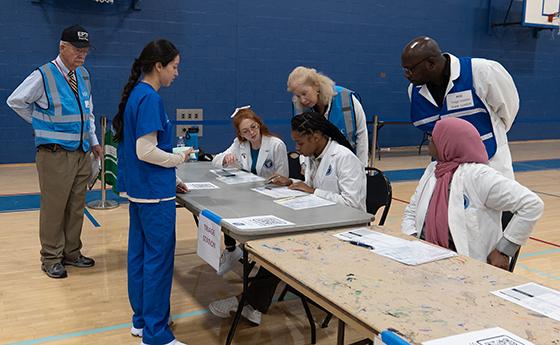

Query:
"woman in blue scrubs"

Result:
[[112, 39, 188, 345]]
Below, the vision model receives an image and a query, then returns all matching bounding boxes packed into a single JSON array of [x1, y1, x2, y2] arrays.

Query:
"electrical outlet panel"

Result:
[[176, 125, 203, 138], [176, 108, 203, 121]]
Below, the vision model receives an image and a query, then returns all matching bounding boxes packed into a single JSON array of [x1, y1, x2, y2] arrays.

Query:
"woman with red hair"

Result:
[[211, 106, 288, 276]]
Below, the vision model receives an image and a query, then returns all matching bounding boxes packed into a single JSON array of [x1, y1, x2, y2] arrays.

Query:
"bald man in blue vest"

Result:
[[401, 36, 519, 180], [7, 25, 103, 279]]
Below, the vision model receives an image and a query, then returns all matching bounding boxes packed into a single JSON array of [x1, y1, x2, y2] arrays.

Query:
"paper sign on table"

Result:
[[196, 210, 222, 271]]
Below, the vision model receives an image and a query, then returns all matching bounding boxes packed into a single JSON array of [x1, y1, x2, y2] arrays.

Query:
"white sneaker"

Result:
[[131, 316, 172, 338], [208, 296, 262, 325], [216, 247, 243, 276], [131, 326, 143, 337], [141, 340, 187, 345], [241, 304, 262, 325], [208, 296, 238, 318]]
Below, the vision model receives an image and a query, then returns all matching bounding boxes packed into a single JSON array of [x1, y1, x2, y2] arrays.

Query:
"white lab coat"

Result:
[[401, 162, 543, 262], [212, 135, 288, 179], [408, 54, 519, 179], [302, 140, 366, 211]]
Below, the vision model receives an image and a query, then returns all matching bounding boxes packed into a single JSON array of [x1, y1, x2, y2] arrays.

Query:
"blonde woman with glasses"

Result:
[[287, 66, 369, 165]]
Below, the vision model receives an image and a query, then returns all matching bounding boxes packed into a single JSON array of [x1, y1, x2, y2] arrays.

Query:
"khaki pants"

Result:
[[36, 147, 91, 265]]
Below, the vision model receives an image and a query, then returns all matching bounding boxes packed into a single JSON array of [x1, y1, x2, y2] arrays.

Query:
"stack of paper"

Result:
[[251, 186, 308, 199], [492, 282, 560, 322], [185, 182, 219, 190], [334, 228, 457, 265], [422, 327, 534, 344], [223, 215, 294, 229], [274, 194, 336, 210], [210, 169, 265, 184]]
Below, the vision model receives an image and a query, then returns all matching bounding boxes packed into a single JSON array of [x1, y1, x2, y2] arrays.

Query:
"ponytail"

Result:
[[112, 39, 179, 142], [112, 59, 141, 142], [291, 112, 353, 152]]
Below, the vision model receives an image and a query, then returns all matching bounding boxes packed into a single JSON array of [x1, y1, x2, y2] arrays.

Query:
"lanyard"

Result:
[[53, 59, 75, 89]]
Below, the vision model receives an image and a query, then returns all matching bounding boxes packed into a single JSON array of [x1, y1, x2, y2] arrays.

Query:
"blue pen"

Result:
[[349, 240, 374, 250]]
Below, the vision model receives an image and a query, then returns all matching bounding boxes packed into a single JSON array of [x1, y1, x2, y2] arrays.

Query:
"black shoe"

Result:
[[63, 255, 95, 268], [42, 262, 68, 279]]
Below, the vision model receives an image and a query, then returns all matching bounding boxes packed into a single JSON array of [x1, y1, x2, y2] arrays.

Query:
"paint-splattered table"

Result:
[[246, 227, 560, 344]]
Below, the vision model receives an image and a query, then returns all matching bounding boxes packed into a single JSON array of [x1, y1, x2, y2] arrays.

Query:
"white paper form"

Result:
[[274, 194, 336, 210], [211, 169, 265, 184], [422, 327, 534, 345], [251, 186, 308, 199], [222, 215, 294, 230], [185, 182, 220, 190], [334, 228, 457, 265], [492, 282, 560, 322]]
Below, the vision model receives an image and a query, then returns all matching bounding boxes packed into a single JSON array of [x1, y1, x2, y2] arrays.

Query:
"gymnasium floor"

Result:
[[0, 140, 558, 345]]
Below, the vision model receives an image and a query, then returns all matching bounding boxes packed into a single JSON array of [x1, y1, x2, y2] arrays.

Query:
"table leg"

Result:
[[337, 319, 345, 345], [225, 244, 249, 345]]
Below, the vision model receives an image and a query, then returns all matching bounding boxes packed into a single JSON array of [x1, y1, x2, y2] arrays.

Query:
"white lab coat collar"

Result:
[[417, 53, 461, 107], [309, 140, 336, 187], [238, 135, 273, 175]]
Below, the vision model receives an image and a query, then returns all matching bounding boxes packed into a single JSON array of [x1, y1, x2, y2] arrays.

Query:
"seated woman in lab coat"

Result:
[[212, 106, 288, 179], [212, 106, 289, 275], [208, 112, 366, 326], [270, 111, 366, 211], [401, 117, 544, 269]]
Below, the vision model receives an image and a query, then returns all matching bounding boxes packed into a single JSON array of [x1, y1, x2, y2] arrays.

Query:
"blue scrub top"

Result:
[[117, 82, 176, 199]]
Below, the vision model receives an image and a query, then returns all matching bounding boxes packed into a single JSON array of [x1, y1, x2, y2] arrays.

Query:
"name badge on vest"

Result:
[[84, 99, 91, 109], [446, 90, 474, 111]]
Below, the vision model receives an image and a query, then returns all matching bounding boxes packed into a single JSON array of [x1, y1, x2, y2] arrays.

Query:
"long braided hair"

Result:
[[291, 112, 353, 151], [112, 39, 179, 142]]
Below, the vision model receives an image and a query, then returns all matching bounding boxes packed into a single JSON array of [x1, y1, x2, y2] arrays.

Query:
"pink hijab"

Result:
[[424, 117, 488, 248]]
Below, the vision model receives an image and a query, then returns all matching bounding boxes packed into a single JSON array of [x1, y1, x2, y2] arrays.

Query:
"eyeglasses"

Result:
[[65, 44, 90, 56], [240, 123, 259, 136], [402, 56, 433, 74]]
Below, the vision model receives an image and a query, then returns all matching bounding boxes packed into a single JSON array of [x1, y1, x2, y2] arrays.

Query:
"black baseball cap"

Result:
[[61, 25, 90, 48]]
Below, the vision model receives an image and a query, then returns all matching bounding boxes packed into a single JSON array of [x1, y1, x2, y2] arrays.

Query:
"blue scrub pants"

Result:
[[128, 200, 176, 345]]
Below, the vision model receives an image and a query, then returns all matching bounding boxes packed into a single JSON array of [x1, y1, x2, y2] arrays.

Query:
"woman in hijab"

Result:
[[401, 117, 543, 269]]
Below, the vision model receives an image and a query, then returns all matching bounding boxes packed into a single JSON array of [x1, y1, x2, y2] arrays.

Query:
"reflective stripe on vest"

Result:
[[33, 62, 91, 151], [410, 57, 497, 159]]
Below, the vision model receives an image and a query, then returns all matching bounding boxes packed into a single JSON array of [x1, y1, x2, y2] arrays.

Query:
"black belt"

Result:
[[38, 144, 66, 152]]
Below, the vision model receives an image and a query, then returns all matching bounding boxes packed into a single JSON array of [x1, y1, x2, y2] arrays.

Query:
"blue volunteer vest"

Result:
[[33, 62, 91, 151], [293, 85, 359, 152], [410, 57, 497, 159]]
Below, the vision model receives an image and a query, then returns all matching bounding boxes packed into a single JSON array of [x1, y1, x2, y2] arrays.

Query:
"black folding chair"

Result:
[[501, 211, 520, 273], [365, 167, 392, 226]]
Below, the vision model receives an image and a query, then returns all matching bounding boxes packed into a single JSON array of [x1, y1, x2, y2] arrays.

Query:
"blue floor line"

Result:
[[0, 190, 126, 214], [519, 248, 560, 259], [5, 295, 295, 345], [517, 263, 560, 281], [5, 309, 208, 345], [84, 208, 100, 228], [0, 158, 558, 213]]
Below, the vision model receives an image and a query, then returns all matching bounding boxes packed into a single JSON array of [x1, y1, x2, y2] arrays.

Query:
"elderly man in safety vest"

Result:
[[7, 24, 102, 279]]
